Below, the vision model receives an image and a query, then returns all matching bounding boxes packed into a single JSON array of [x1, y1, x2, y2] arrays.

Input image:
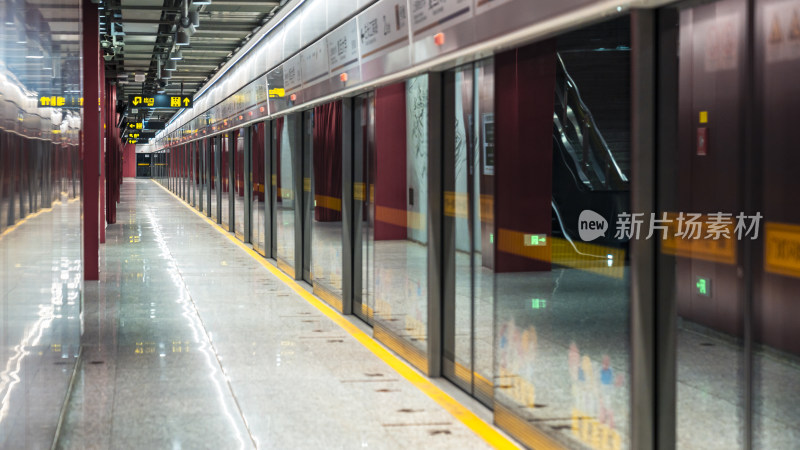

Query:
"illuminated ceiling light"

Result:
[[4, 9, 14, 26], [16, 27, 27, 44], [169, 49, 182, 60], [26, 45, 44, 59], [165, 59, 177, 71], [176, 30, 190, 46], [193, 0, 212, 5]]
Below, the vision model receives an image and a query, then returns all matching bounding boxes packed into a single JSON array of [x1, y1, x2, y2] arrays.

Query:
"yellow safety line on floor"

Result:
[[0, 196, 80, 241], [152, 180, 519, 450]]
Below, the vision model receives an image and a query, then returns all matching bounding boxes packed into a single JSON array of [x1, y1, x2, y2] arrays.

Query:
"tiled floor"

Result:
[[56, 179, 497, 449]]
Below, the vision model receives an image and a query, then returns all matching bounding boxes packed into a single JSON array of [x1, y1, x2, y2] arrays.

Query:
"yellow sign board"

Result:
[[353, 182, 365, 201], [660, 212, 737, 264], [38, 95, 82, 108], [765, 222, 800, 279], [443, 191, 468, 219]]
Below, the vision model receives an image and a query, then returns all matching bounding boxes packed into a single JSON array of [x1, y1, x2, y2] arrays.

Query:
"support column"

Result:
[[99, 65, 106, 243], [82, 0, 100, 280]]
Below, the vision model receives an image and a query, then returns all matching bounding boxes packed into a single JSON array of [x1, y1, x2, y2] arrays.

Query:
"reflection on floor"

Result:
[[677, 322, 800, 449], [494, 268, 630, 449], [310, 220, 343, 299], [234, 194, 245, 237], [372, 240, 428, 353], [57, 180, 491, 448], [276, 204, 295, 267], [210, 187, 218, 222], [0, 196, 81, 449]]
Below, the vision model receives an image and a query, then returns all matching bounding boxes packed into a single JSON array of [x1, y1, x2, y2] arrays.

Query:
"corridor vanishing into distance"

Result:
[[57, 179, 504, 449]]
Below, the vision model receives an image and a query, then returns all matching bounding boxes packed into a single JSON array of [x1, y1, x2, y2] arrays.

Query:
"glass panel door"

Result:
[[210, 137, 219, 223], [310, 101, 345, 308], [354, 92, 376, 323], [275, 114, 301, 277], [369, 77, 430, 373], [234, 128, 247, 241], [442, 58, 495, 406], [252, 122, 267, 254], [491, 23, 632, 448], [220, 133, 231, 230], [303, 111, 314, 282]]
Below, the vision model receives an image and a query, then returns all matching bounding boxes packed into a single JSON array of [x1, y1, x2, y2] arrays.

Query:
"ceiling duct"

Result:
[[176, 30, 190, 46]]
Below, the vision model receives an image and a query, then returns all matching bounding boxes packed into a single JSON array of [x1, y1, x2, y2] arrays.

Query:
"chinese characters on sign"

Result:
[[127, 95, 193, 109], [612, 211, 762, 241], [38, 95, 82, 108]]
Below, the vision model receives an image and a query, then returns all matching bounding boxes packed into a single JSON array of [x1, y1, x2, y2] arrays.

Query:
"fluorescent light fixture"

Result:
[[169, 49, 182, 60], [162, 71, 172, 80], [165, 59, 177, 71], [193, 0, 212, 5]]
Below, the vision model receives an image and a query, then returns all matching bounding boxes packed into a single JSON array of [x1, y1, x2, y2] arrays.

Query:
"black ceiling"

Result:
[[100, 0, 284, 124]]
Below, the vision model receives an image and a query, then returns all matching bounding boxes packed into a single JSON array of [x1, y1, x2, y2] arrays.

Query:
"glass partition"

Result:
[[210, 137, 219, 222], [491, 20, 632, 449], [369, 76, 430, 372], [220, 133, 231, 230], [310, 101, 344, 306], [252, 122, 267, 254], [234, 128, 246, 240], [443, 59, 495, 406], [275, 114, 301, 276]]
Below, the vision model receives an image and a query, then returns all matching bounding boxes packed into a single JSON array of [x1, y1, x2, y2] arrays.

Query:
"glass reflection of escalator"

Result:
[[551, 51, 630, 258]]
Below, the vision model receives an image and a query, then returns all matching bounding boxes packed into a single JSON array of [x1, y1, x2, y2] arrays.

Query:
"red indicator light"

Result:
[[434, 33, 445, 46], [339, 73, 348, 82], [239, 115, 243, 120], [249, 111, 253, 116], [260, 106, 265, 112], [290, 94, 297, 101]]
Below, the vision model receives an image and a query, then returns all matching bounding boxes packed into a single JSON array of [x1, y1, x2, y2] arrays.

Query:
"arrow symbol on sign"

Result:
[[132, 96, 141, 106], [183, 98, 190, 106]]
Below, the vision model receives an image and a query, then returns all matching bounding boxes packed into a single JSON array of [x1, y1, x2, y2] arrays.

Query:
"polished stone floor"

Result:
[[56, 179, 495, 449]]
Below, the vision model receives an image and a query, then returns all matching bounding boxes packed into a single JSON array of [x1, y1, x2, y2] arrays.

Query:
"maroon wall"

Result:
[[313, 101, 343, 222], [494, 40, 557, 273], [122, 144, 135, 178], [755, 0, 800, 356], [374, 83, 408, 241], [675, 1, 745, 337]]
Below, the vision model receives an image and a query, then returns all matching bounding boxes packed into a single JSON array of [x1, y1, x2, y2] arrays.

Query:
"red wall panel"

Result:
[[374, 83, 408, 241], [494, 40, 557, 273]]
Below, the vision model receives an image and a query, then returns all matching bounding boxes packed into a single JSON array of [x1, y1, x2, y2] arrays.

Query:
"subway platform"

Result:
[[46, 179, 514, 449]]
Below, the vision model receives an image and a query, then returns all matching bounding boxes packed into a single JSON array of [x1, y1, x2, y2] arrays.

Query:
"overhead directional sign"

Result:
[[38, 95, 82, 108], [127, 95, 193, 109], [124, 120, 165, 131]]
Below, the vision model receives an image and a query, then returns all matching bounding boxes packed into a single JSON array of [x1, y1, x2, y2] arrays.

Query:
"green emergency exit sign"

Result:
[[524, 234, 547, 246], [695, 276, 711, 297]]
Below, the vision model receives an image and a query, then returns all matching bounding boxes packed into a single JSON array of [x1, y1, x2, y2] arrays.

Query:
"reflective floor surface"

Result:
[[0, 196, 82, 449], [56, 179, 496, 449]]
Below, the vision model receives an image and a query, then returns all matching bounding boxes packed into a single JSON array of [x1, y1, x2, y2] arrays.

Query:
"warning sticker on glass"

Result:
[[764, 1, 800, 63]]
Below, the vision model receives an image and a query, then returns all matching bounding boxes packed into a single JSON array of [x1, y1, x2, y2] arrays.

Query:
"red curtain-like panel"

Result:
[[312, 101, 342, 222]]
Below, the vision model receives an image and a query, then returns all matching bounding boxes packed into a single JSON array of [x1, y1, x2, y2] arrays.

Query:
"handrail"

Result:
[[554, 53, 628, 191]]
